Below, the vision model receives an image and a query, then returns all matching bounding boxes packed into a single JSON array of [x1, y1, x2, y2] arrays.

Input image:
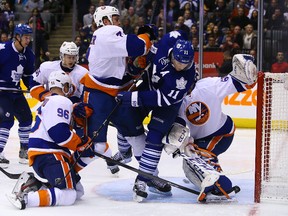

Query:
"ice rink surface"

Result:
[[1, 124, 288, 216]]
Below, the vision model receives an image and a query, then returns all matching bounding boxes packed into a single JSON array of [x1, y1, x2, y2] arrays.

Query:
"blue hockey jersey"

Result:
[[0, 41, 35, 90]]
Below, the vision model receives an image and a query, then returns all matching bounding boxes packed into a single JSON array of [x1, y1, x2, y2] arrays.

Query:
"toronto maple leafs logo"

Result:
[[176, 77, 187, 90], [0, 43, 5, 50], [11, 65, 24, 85], [169, 31, 181, 39]]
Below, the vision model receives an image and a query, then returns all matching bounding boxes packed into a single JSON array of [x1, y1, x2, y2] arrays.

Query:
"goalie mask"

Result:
[[230, 54, 257, 85], [94, 6, 119, 27], [48, 70, 72, 97]]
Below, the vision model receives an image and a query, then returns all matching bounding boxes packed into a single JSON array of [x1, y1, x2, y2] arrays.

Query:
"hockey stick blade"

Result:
[[0, 167, 21, 179]]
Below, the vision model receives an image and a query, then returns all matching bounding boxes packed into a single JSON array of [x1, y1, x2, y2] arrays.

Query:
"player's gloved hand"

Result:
[[137, 24, 157, 40], [77, 136, 92, 152], [116, 91, 142, 107], [73, 102, 93, 118], [133, 56, 147, 69]]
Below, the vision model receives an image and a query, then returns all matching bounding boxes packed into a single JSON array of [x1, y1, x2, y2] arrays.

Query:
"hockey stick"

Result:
[[0, 89, 30, 94], [56, 63, 151, 185], [93, 150, 200, 195], [0, 167, 21, 179]]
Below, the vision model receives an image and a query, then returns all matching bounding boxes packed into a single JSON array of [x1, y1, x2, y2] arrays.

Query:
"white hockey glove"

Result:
[[230, 54, 258, 85], [162, 123, 190, 158]]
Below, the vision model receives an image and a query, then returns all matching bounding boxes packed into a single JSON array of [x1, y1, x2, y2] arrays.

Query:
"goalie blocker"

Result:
[[162, 122, 237, 202]]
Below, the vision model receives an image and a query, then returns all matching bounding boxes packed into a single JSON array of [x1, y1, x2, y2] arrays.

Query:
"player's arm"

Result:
[[29, 68, 51, 101]]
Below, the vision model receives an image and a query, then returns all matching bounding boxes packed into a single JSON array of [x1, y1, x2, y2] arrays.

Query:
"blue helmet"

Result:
[[14, 24, 33, 37], [172, 39, 194, 64]]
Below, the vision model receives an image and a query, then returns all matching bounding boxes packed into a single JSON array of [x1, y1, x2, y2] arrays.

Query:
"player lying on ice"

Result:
[[108, 54, 258, 202], [6, 70, 92, 210]]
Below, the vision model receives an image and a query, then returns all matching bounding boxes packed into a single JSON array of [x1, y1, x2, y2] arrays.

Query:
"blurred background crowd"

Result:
[[0, 0, 288, 75]]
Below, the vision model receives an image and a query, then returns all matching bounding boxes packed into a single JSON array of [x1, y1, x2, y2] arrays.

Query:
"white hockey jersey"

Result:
[[31, 60, 88, 100], [83, 25, 150, 96], [28, 94, 82, 166], [178, 75, 254, 139]]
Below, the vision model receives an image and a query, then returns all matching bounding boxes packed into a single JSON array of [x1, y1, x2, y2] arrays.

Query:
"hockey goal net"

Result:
[[255, 72, 288, 203]]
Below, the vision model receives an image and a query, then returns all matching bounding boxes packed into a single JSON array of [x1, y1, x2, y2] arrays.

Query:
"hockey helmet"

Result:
[[14, 24, 33, 37], [93, 6, 119, 27], [172, 39, 194, 64], [59, 41, 79, 63], [48, 70, 72, 96]]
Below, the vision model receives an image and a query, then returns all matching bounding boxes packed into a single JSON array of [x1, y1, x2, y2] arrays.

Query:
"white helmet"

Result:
[[59, 41, 79, 63], [93, 6, 119, 27], [48, 70, 72, 97]]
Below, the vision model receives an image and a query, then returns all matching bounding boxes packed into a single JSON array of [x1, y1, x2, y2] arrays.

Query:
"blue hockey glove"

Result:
[[116, 91, 142, 107]]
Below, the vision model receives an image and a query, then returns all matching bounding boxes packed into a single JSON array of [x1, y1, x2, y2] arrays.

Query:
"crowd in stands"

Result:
[[1, 0, 288, 72]]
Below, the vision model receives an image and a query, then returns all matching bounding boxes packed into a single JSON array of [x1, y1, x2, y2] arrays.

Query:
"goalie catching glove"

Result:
[[230, 54, 257, 86]]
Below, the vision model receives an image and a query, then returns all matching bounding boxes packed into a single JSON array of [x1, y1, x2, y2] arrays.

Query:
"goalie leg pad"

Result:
[[182, 157, 220, 190]]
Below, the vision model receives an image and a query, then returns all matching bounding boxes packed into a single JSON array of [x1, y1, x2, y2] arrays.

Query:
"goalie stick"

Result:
[[0, 167, 21, 179]]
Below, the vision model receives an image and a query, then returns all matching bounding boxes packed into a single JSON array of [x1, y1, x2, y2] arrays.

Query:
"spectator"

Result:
[[249, 9, 258, 30], [24, 0, 44, 13], [204, 36, 219, 50], [174, 16, 190, 37], [133, 0, 146, 18], [189, 24, 198, 40], [215, 50, 233, 77], [28, 17, 50, 69], [231, 25, 243, 51], [122, 6, 139, 30], [220, 34, 234, 52], [230, 0, 249, 18], [166, 0, 180, 30], [0, 32, 9, 42], [266, 8, 285, 29], [122, 17, 134, 34], [211, 25, 224, 47], [145, 8, 156, 25], [191, 36, 199, 50], [157, 26, 164, 41], [230, 7, 251, 29], [74, 35, 88, 58], [43, 0, 61, 29], [83, 4, 95, 26], [183, 9, 195, 29], [242, 24, 257, 50], [2, 2, 15, 22], [271, 51, 288, 73]]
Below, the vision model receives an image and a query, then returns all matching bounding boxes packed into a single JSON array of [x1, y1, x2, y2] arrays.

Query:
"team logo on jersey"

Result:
[[0, 43, 5, 50], [185, 101, 210, 125], [176, 77, 187, 90], [11, 65, 24, 85], [169, 31, 181, 38], [159, 57, 169, 65]]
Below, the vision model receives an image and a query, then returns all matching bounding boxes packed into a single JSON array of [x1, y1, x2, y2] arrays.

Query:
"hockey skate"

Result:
[[147, 179, 172, 196], [0, 152, 9, 168], [133, 178, 148, 202], [6, 172, 35, 209], [106, 147, 132, 175], [19, 146, 28, 164]]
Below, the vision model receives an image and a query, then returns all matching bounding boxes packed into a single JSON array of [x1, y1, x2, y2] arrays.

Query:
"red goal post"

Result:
[[255, 72, 288, 203]]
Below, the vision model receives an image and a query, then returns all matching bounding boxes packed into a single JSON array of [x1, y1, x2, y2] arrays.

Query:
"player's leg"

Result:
[[7, 153, 80, 209], [0, 93, 15, 167], [13, 94, 32, 164], [133, 105, 180, 201]]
